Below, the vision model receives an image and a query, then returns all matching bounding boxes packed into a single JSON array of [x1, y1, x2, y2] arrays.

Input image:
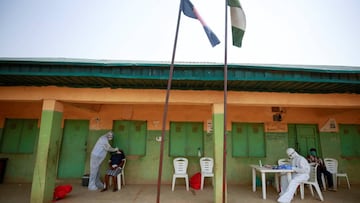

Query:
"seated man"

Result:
[[307, 148, 335, 191], [101, 149, 126, 192]]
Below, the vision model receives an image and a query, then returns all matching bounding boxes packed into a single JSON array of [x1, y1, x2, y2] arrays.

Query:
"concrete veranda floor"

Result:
[[0, 181, 359, 203]]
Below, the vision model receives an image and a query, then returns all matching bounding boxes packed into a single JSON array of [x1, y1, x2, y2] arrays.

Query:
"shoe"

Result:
[[88, 186, 98, 191], [113, 188, 118, 192], [100, 188, 107, 192]]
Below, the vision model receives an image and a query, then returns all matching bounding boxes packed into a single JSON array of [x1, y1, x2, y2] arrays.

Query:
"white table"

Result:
[[250, 164, 294, 200]]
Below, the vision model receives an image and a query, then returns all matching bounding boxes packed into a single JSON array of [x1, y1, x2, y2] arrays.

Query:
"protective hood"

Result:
[[106, 131, 114, 140], [286, 148, 298, 159]]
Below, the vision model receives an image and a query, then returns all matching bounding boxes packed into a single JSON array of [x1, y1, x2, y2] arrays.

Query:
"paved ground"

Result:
[[0, 181, 359, 203]]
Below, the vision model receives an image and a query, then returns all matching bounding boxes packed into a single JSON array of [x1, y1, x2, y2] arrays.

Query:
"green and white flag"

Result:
[[228, 0, 246, 47]]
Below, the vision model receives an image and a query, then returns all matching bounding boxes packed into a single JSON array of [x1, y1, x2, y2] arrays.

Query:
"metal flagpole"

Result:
[[223, 0, 229, 203], [156, 1, 182, 203]]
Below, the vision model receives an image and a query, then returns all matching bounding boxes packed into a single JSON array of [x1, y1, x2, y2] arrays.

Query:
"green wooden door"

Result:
[[113, 120, 147, 156], [288, 124, 319, 157], [58, 120, 89, 178], [339, 124, 360, 157]]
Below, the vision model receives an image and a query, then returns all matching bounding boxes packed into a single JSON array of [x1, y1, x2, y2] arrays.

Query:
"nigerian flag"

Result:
[[228, 0, 246, 47]]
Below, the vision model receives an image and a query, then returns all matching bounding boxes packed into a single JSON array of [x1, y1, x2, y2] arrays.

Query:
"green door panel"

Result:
[[340, 124, 360, 157], [129, 121, 147, 155], [113, 121, 130, 153], [248, 123, 265, 157], [232, 123, 248, 157], [169, 122, 186, 156], [58, 120, 89, 178], [296, 124, 318, 156], [18, 119, 38, 153], [1, 119, 38, 153], [1, 119, 22, 153], [169, 122, 203, 157], [232, 123, 265, 157], [113, 120, 147, 156], [186, 122, 203, 156], [287, 124, 297, 149]]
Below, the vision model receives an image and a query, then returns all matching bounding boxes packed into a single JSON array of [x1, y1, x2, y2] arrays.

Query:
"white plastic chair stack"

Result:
[[300, 163, 324, 201], [200, 157, 214, 190], [324, 158, 351, 189], [109, 159, 126, 190], [172, 157, 189, 191]]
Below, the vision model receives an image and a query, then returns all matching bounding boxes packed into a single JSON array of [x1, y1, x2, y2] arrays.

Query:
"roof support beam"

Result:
[[0, 86, 359, 108]]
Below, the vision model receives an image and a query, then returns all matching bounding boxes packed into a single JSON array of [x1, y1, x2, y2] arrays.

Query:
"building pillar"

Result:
[[30, 100, 63, 203], [212, 103, 226, 203]]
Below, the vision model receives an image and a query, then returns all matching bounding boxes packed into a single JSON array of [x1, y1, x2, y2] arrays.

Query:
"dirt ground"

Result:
[[0, 181, 359, 203]]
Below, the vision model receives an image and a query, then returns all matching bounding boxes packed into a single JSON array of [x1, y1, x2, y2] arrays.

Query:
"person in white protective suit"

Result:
[[277, 148, 310, 203], [88, 131, 118, 191]]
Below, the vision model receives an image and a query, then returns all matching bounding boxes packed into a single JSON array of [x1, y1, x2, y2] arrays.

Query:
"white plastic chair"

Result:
[[109, 159, 126, 190], [172, 157, 189, 191], [200, 157, 214, 190], [324, 158, 351, 189], [300, 163, 324, 201]]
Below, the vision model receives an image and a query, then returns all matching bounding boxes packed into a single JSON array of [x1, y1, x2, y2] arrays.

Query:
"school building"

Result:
[[0, 58, 359, 202]]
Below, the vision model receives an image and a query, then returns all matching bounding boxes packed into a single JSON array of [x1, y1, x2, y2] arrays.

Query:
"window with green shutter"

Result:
[[113, 120, 147, 156], [169, 122, 203, 157], [232, 123, 265, 157], [0, 119, 38, 153]]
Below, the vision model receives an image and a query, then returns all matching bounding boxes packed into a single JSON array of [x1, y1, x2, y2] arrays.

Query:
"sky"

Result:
[[0, 0, 360, 67]]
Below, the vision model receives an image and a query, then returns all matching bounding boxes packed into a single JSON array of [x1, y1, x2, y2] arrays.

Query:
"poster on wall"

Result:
[[319, 118, 338, 132]]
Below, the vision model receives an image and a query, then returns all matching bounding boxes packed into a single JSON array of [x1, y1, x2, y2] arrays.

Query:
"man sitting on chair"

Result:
[[306, 148, 336, 191], [101, 149, 126, 192]]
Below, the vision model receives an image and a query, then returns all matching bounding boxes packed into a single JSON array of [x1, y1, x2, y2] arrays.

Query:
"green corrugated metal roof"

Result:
[[0, 58, 359, 93]]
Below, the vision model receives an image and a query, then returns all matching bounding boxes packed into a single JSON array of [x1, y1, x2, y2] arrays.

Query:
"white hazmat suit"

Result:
[[88, 131, 118, 191], [277, 148, 310, 203]]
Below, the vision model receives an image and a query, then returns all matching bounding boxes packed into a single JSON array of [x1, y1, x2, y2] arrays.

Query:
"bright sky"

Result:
[[1, 0, 360, 66]]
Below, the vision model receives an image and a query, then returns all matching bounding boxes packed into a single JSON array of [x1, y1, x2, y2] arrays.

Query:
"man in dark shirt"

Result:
[[101, 149, 126, 192], [306, 148, 335, 191]]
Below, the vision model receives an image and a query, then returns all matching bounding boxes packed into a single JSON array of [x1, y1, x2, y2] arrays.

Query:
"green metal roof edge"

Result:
[[1, 57, 360, 73]]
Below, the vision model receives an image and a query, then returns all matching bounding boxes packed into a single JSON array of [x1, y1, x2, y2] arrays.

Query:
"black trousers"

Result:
[[317, 167, 334, 189]]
